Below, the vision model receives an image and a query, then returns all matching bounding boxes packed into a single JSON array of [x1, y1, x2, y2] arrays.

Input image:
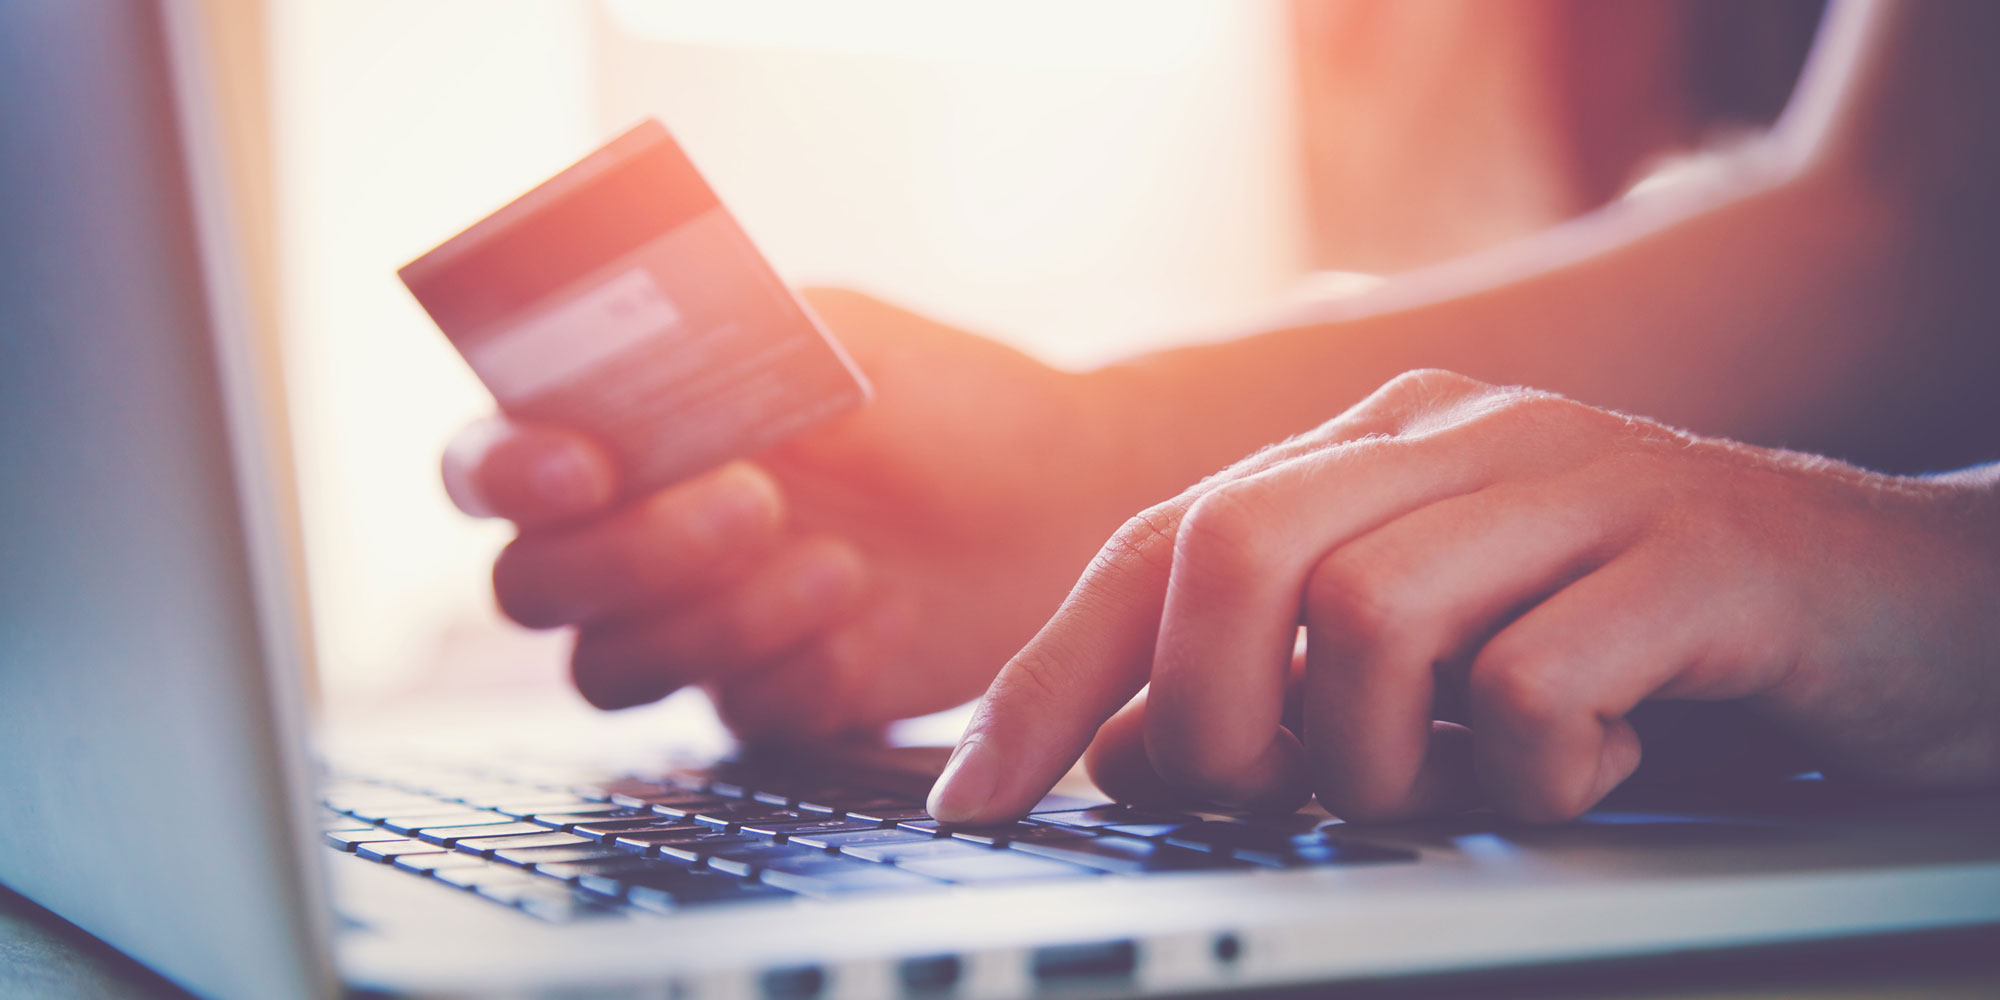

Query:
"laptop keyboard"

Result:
[[321, 758, 1417, 922]]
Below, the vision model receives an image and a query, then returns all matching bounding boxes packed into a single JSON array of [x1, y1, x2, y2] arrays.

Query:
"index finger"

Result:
[[925, 375, 1459, 823], [925, 498, 1190, 824]]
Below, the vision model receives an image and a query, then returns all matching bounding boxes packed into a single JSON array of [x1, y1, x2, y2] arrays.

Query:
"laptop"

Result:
[[5, 4, 2000, 999]]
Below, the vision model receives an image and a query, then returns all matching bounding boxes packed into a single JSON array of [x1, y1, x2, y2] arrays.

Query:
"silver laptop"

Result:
[[6, 4, 2000, 999]]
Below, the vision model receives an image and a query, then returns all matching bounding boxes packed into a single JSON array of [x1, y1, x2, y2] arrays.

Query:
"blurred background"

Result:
[[254, 0, 1820, 714]]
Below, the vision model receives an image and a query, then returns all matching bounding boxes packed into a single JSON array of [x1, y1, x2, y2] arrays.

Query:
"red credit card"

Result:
[[399, 119, 870, 494]]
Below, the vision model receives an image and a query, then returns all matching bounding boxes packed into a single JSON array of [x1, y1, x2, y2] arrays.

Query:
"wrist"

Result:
[[1075, 356, 1215, 509]]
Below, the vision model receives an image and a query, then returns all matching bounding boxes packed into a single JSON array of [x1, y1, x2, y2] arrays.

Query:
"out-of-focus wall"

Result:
[[268, 1, 1308, 707], [594, 0, 1309, 369], [269, 0, 596, 704]]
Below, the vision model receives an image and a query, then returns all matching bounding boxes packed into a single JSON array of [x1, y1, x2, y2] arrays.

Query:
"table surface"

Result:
[[7, 881, 1999, 1000]]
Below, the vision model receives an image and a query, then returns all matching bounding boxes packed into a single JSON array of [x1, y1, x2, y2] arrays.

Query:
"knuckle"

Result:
[[1357, 369, 1495, 435], [1468, 639, 1570, 727], [1173, 485, 1279, 583], [1492, 390, 1605, 434], [1097, 502, 1187, 578], [1303, 552, 1403, 648], [1382, 368, 1482, 402]]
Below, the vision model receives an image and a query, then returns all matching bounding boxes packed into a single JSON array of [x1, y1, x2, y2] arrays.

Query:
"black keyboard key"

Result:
[[757, 856, 944, 896], [1028, 793, 1116, 815], [356, 839, 452, 863], [790, 827, 938, 852], [453, 831, 594, 856], [324, 829, 409, 850], [1102, 820, 1201, 839], [788, 786, 884, 813], [532, 856, 661, 882], [379, 810, 511, 835], [612, 826, 724, 854], [1161, 821, 1416, 867], [493, 844, 628, 867], [654, 831, 767, 863], [1009, 834, 1254, 874], [529, 806, 654, 830], [840, 802, 934, 824], [578, 860, 789, 912], [638, 798, 734, 820], [691, 804, 808, 830], [392, 852, 492, 876], [945, 822, 1075, 847], [517, 804, 630, 824], [482, 797, 600, 817], [416, 821, 551, 846], [1035, 806, 1200, 830], [1162, 821, 1313, 853], [571, 818, 705, 842], [896, 819, 945, 835], [845, 839, 995, 865], [434, 862, 539, 891], [739, 817, 886, 840], [703, 841, 829, 877], [897, 852, 1099, 884], [577, 858, 706, 894], [628, 879, 791, 914], [612, 788, 730, 812]]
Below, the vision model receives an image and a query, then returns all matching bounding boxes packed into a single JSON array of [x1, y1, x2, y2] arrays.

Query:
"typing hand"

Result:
[[443, 290, 1140, 738], [930, 370, 2000, 824]]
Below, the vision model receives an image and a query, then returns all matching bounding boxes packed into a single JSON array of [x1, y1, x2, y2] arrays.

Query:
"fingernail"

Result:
[[927, 737, 998, 822], [698, 465, 780, 542], [529, 448, 605, 511]]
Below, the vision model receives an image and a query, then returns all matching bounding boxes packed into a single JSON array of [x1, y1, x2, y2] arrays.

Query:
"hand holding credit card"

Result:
[[400, 119, 871, 495]]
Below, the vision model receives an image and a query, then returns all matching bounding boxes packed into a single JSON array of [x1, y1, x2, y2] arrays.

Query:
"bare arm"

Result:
[[1100, 0, 2000, 494]]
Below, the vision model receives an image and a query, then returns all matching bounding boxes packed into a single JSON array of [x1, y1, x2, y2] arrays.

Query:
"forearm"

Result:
[[1095, 155, 2000, 496]]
